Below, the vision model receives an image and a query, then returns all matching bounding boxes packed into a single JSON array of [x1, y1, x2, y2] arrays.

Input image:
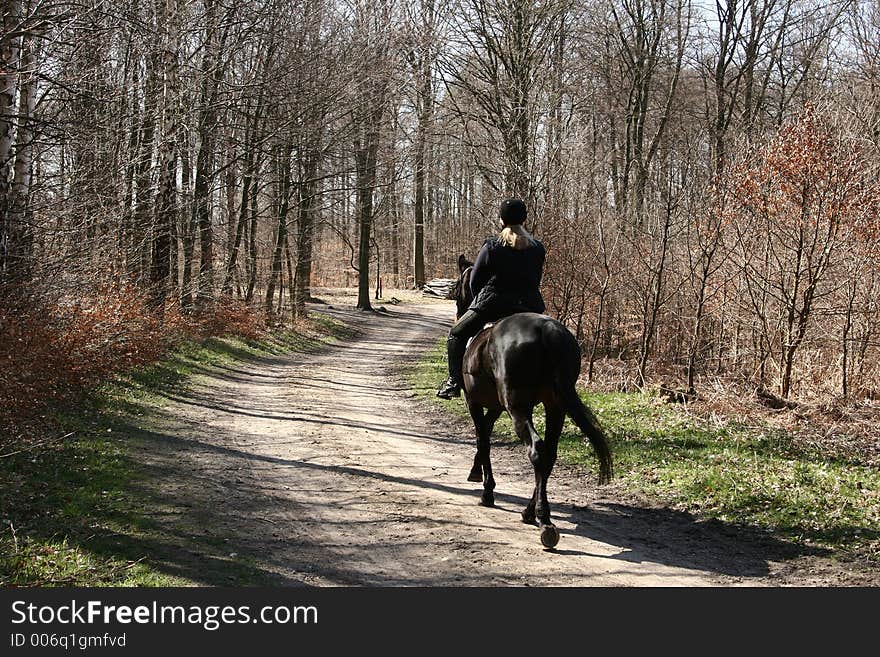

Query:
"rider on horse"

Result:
[[436, 197, 547, 399]]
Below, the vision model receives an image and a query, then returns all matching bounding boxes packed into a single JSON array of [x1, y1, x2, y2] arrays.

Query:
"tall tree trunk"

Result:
[[245, 156, 260, 302], [222, 105, 263, 295], [180, 128, 195, 309], [412, 61, 431, 289], [354, 100, 382, 312], [7, 10, 36, 281], [409, 0, 434, 289], [355, 132, 379, 311], [193, 0, 225, 304], [222, 38, 271, 299], [284, 227, 295, 320], [135, 46, 160, 287], [224, 141, 236, 281], [123, 58, 140, 280], [0, 0, 22, 279], [266, 144, 291, 318], [413, 146, 426, 289], [637, 201, 674, 387], [150, 0, 180, 312], [389, 169, 399, 285], [222, 157, 252, 295], [294, 151, 319, 317]]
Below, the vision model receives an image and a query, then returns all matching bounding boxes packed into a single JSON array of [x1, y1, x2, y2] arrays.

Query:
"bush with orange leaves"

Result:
[[723, 104, 880, 399], [172, 299, 266, 342], [0, 282, 264, 445]]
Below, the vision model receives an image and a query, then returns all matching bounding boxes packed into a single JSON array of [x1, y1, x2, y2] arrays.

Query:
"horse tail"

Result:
[[560, 385, 613, 484], [545, 321, 613, 484]]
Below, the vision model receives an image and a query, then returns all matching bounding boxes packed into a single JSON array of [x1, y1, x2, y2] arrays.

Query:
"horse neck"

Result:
[[456, 268, 473, 318]]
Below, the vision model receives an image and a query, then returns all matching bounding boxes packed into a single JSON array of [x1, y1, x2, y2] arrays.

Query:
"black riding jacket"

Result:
[[468, 236, 546, 315]]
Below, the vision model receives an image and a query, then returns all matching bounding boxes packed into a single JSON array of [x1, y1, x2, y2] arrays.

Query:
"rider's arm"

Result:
[[469, 241, 492, 299], [535, 241, 546, 284]]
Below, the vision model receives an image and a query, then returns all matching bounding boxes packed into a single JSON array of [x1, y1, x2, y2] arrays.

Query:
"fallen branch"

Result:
[[755, 388, 799, 410], [0, 432, 75, 459]]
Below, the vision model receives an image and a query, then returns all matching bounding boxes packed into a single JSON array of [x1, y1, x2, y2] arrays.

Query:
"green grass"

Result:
[[0, 313, 350, 586], [411, 338, 880, 561], [0, 429, 187, 586]]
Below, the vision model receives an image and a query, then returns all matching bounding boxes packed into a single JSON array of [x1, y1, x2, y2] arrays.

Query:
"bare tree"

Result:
[[445, 0, 566, 203], [405, 0, 441, 289], [0, 0, 23, 280], [350, 0, 397, 310]]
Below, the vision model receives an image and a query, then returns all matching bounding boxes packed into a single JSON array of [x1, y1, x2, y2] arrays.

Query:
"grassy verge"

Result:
[[0, 313, 350, 586], [410, 338, 880, 562]]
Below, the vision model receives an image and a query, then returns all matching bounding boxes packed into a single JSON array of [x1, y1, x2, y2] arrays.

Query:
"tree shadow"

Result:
[[555, 501, 828, 578], [124, 420, 839, 583]]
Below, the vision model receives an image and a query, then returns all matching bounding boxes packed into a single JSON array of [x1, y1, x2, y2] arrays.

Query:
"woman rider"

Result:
[[436, 197, 546, 399]]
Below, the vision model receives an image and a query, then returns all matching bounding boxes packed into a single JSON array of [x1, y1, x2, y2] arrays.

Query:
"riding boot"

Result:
[[436, 335, 465, 399]]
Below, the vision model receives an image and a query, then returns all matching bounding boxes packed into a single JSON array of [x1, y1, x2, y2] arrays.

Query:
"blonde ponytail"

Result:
[[499, 224, 537, 250]]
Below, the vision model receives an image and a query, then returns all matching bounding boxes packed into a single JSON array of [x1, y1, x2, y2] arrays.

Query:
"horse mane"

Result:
[[452, 255, 475, 319], [453, 266, 473, 319]]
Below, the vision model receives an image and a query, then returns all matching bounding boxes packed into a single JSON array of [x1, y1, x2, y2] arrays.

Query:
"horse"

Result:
[[451, 255, 613, 548], [449, 254, 475, 318]]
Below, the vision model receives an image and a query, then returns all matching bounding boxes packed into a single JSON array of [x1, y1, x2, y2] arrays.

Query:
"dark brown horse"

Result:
[[452, 255, 613, 548]]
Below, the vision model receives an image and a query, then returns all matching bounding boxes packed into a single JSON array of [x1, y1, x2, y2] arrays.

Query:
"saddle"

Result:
[[465, 323, 495, 350]]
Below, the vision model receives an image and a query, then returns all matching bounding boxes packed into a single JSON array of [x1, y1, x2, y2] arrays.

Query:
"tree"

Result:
[[149, 0, 182, 312], [350, 0, 397, 311], [0, 0, 22, 280], [405, 0, 440, 289], [728, 106, 878, 398], [445, 0, 566, 203]]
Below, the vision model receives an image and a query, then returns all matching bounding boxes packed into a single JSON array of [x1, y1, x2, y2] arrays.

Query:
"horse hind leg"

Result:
[[536, 405, 564, 548], [513, 405, 563, 547]]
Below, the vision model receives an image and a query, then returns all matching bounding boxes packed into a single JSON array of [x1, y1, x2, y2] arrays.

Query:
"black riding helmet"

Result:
[[499, 198, 527, 226]]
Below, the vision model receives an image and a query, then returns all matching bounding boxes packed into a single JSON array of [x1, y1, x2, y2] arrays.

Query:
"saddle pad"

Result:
[[465, 323, 495, 350]]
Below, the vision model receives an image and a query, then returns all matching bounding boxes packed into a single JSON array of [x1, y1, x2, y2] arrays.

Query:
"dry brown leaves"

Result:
[[0, 283, 265, 448]]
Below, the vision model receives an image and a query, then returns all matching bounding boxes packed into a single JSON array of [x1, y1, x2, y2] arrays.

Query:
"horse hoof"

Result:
[[467, 469, 483, 483], [540, 525, 560, 549], [480, 494, 495, 507], [521, 510, 537, 525]]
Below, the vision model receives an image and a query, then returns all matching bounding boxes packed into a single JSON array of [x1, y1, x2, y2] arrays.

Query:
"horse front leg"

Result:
[[467, 452, 483, 483], [510, 407, 541, 525], [477, 407, 502, 505], [522, 486, 538, 525], [466, 401, 485, 482], [466, 402, 498, 506]]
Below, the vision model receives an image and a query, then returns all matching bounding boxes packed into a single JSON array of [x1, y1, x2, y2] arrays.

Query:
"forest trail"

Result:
[[129, 301, 825, 586]]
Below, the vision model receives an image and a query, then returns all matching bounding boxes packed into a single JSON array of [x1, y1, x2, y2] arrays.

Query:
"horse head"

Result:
[[452, 254, 474, 319]]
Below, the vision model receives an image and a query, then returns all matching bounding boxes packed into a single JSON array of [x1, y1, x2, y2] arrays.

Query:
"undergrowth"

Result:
[[1, 282, 268, 451]]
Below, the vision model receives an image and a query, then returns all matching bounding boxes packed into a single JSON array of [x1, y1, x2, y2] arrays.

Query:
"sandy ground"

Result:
[[127, 296, 877, 586]]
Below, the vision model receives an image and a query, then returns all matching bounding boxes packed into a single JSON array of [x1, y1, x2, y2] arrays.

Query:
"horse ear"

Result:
[[458, 254, 472, 272]]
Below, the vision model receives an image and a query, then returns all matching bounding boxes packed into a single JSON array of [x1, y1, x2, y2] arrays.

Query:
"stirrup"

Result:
[[436, 378, 461, 399]]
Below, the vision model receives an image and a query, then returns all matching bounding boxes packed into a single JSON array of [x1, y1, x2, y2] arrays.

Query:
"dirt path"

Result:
[[127, 301, 865, 586]]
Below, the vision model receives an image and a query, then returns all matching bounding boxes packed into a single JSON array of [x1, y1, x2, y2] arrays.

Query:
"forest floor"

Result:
[[43, 288, 870, 587]]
